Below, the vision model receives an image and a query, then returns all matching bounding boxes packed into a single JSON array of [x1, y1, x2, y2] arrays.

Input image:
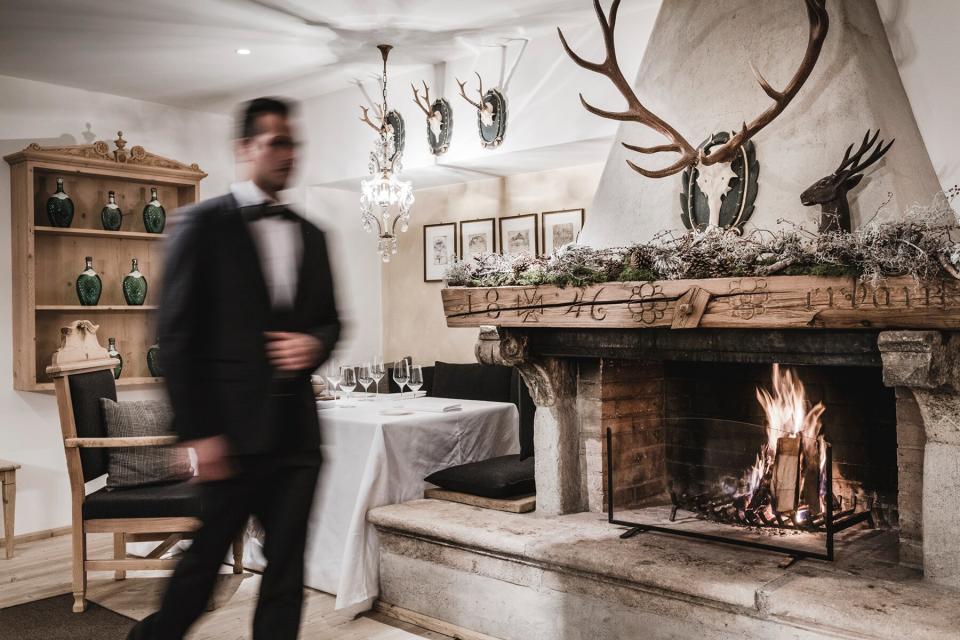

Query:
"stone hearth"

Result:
[[370, 500, 960, 640]]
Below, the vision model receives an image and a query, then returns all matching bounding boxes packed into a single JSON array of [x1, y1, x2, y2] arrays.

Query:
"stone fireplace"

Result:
[[369, 323, 960, 639], [476, 326, 956, 582]]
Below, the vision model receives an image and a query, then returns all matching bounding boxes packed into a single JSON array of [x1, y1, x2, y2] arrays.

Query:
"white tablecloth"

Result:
[[244, 394, 519, 613]]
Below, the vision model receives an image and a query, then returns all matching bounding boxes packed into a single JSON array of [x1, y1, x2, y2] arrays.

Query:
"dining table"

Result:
[[242, 393, 520, 615]]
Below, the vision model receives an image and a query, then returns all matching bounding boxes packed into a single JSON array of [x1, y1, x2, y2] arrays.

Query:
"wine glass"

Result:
[[371, 356, 386, 401], [357, 363, 373, 400], [340, 365, 357, 405], [324, 361, 340, 400], [392, 360, 409, 401], [408, 365, 423, 398]]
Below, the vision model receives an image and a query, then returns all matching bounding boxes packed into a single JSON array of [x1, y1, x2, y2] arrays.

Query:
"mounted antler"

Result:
[[412, 80, 433, 116], [801, 129, 895, 233], [359, 105, 383, 132], [558, 0, 829, 178], [455, 72, 486, 112]]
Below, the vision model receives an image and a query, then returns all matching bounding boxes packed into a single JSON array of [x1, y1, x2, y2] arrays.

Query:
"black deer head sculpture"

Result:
[[801, 130, 895, 233]]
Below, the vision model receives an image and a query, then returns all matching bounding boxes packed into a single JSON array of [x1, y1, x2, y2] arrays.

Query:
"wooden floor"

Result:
[[0, 533, 450, 639]]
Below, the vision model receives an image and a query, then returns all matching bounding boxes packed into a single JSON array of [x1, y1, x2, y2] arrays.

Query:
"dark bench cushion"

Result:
[[425, 455, 535, 499], [83, 480, 201, 520], [431, 362, 513, 402]]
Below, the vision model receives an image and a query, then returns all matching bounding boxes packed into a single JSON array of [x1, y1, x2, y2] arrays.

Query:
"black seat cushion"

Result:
[[69, 370, 118, 482], [82, 480, 201, 520], [425, 455, 535, 499], [431, 362, 513, 403]]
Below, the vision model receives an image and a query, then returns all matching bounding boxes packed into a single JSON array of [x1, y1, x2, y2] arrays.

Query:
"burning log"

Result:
[[771, 436, 801, 513]]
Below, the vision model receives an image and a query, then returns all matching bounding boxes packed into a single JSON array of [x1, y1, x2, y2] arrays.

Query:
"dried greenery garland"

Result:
[[445, 189, 960, 288]]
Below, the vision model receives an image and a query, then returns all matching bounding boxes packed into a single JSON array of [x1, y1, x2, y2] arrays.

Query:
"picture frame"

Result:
[[541, 208, 585, 255], [423, 222, 458, 282], [459, 218, 496, 261], [498, 213, 539, 257]]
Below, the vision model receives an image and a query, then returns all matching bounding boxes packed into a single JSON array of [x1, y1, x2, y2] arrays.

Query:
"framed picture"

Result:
[[542, 208, 585, 255], [423, 222, 457, 282], [498, 213, 539, 257], [459, 218, 496, 260]]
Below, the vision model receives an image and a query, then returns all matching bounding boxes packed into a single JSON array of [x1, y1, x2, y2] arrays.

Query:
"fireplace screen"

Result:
[[607, 363, 883, 560]]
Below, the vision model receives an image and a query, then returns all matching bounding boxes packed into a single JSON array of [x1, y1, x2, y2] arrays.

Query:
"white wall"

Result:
[[304, 186, 383, 366], [0, 74, 233, 536], [879, 0, 960, 192]]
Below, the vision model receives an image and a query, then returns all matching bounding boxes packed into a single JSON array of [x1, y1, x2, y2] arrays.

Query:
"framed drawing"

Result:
[[498, 213, 539, 257], [542, 208, 585, 255], [460, 218, 496, 260], [423, 222, 457, 282]]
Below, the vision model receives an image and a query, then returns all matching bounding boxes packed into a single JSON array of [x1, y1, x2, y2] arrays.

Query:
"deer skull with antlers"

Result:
[[801, 129, 895, 233], [558, 0, 829, 229], [412, 81, 444, 139], [457, 72, 496, 127]]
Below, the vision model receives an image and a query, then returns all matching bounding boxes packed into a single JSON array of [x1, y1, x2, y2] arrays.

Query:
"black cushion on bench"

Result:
[[425, 455, 535, 499], [82, 480, 201, 520], [431, 361, 513, 403]]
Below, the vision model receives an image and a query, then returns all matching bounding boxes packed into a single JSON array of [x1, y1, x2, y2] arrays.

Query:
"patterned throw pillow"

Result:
[[100, 399, 194, 488]]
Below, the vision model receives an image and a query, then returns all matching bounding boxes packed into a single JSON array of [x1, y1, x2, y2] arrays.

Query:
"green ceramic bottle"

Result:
[[46, 177, 74, 227], [107, 337, 123, 380], [147, 338, 162, 377], [143, 187, 166, 233], [101, 190, 123, 231], [122, 258, 147, 305], [75, 256, 102, 306]]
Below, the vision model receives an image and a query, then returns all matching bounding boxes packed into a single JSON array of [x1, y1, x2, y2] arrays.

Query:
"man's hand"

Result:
[[190, 435, 234, 482], [264, 331, 324, 372]]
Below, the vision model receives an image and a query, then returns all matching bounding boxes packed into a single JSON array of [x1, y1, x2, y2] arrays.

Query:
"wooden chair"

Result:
[[47, 320, 243, 612]]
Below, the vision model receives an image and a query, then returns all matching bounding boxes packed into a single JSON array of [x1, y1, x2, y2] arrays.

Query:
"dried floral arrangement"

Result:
[[446, 188, 960, 288]]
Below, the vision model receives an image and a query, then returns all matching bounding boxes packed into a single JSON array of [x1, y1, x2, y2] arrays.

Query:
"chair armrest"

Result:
[[64, 436, 179, 448]]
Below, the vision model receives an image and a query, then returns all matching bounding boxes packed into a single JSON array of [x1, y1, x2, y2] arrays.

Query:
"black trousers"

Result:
[[129, 458, 320, 640]]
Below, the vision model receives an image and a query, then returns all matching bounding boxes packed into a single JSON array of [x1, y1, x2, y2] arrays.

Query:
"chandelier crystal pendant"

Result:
[[360, 44, 414, 262]]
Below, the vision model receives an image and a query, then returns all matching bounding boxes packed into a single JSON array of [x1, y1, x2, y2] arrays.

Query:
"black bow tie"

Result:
[[240, 203, 298, 222]]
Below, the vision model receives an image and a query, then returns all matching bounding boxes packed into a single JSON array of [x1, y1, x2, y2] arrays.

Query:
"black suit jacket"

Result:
[[158, 193, 340, 458]]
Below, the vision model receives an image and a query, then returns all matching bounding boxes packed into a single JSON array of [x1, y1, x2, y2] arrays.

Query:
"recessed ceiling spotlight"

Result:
[[235, 48, 252, 55]]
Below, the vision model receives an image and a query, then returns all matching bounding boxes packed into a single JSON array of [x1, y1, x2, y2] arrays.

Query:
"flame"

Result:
[[738, 364, 825, 504]]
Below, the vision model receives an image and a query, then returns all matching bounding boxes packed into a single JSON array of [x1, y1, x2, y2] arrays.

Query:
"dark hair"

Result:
[[236, 97, 293, 140]]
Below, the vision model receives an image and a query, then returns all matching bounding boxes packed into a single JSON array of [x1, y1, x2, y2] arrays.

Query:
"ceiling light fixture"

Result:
[[235, 48, 252, 55], [359, 44, 414, 262]]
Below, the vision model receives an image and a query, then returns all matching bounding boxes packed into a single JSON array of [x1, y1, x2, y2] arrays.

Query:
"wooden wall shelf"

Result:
[[4, 132, 204, 392], [36, 305, 161, 312], [34, 226, 169, 241]]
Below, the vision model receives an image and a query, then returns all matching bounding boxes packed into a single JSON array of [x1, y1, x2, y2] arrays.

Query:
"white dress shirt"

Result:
[[230, 181, 302, 310]]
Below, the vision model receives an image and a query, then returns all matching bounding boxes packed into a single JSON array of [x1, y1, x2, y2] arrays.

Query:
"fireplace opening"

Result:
[[603, 360, 898, 559]]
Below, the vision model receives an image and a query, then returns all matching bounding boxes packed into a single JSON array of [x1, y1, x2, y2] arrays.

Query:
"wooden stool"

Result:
[[0, 460, 20, 559]]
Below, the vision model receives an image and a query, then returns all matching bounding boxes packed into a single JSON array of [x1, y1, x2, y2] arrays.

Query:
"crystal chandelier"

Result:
[[360, 44, 414, 262]]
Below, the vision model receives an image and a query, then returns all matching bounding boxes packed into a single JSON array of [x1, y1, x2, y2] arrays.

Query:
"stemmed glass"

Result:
[[357, 363, 373, 401], [371, 356, 386, 401], [324, 361, 340, 400], [393, 359, 409, 401], [340, 365, 357, 405], [408, 365, 423, 398]]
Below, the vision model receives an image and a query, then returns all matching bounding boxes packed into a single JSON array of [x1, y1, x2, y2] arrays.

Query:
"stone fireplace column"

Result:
[[879, 330, 960, 590], [475, 327, 582, 515]]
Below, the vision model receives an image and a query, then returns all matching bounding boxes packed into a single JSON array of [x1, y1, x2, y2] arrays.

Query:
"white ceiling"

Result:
[[0, 0, 634, 113]]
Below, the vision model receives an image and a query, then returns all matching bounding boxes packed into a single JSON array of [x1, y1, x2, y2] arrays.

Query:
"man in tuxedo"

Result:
[[128, 97, 340, 640]]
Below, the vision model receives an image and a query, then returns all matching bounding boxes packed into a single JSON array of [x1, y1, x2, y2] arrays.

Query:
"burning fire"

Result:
[[738, 364, 825, 511]]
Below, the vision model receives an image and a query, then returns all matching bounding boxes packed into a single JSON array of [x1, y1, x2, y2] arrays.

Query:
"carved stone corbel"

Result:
[[476, 326, 574, 407]]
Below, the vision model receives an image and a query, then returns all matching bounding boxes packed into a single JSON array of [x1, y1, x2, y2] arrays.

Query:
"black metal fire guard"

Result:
[[606, 429, 875, 561]]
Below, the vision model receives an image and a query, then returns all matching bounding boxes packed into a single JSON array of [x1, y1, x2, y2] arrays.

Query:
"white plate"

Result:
[[379, 409, 413, 416]]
